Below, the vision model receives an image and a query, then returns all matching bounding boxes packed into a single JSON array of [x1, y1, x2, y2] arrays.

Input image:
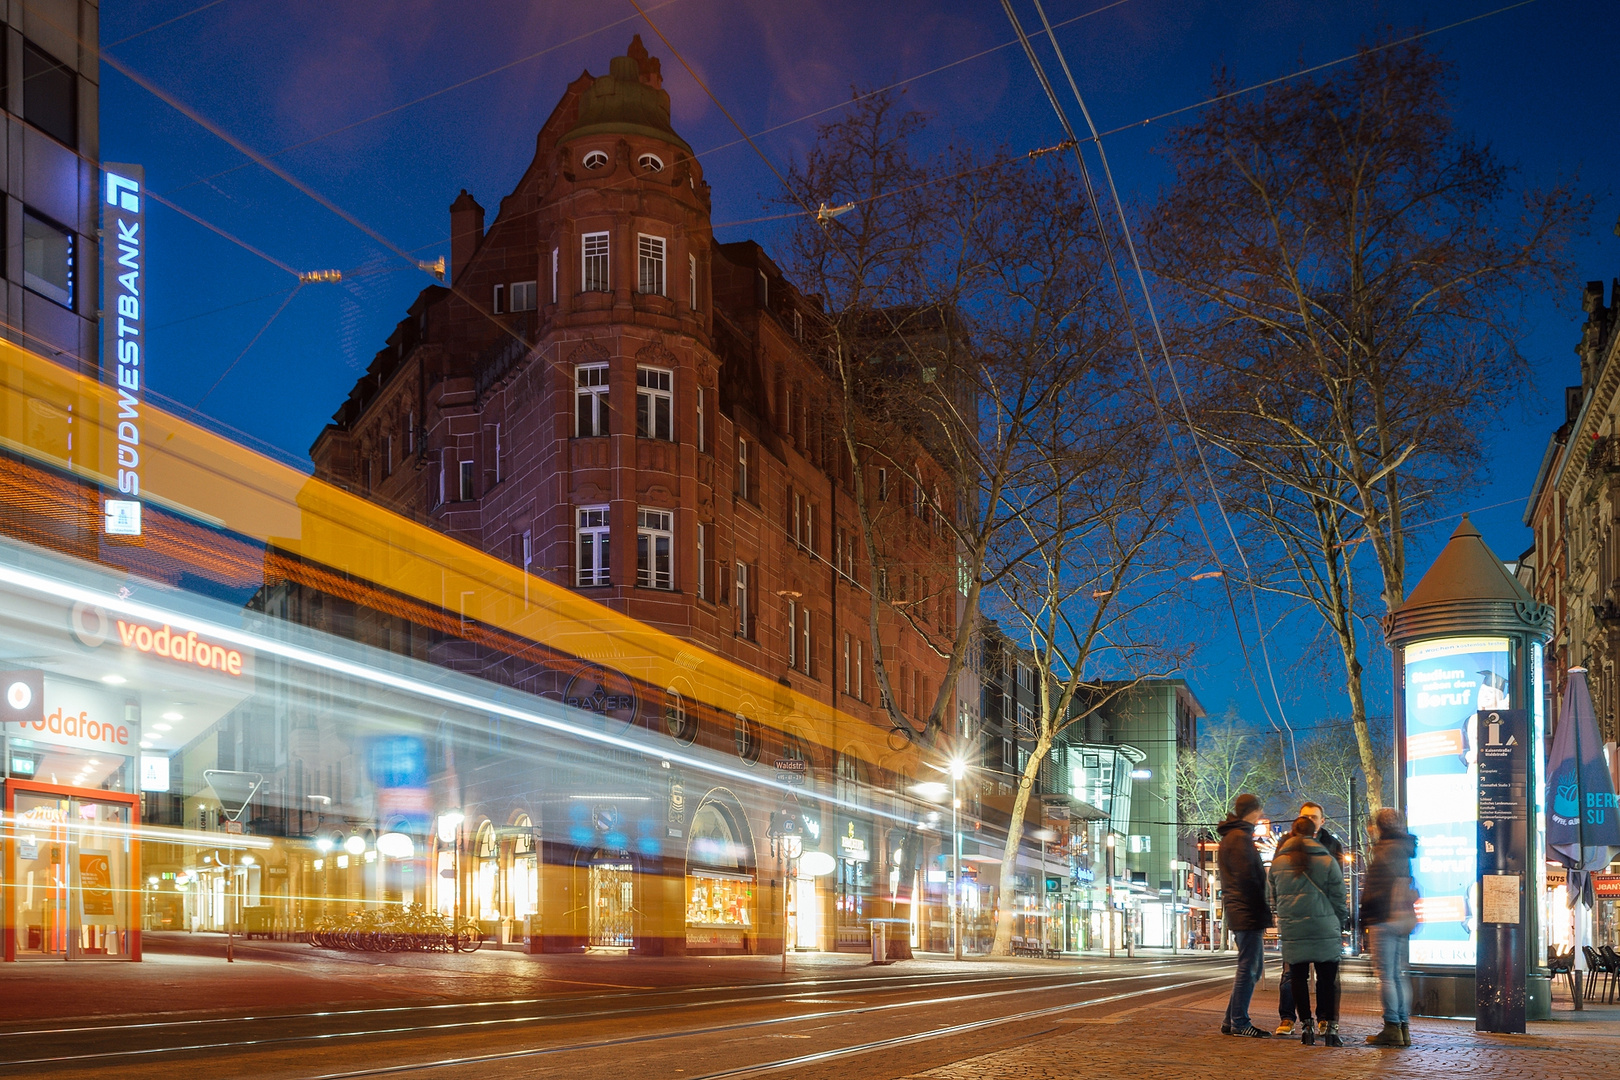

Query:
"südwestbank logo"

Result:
[[15, 706, 130, 746], [116, 620, 244, 677]]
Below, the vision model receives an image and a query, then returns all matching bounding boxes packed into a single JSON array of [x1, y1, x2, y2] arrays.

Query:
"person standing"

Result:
[[1217, 793, 1273, 1037], [1268, 816, 1348, 1046], [1275, 801, 1345, 1035], [1360, 807, 1417, 1047]]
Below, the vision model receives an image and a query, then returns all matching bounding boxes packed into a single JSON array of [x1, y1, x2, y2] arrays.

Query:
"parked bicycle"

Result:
[[308, 905, 484, 953]]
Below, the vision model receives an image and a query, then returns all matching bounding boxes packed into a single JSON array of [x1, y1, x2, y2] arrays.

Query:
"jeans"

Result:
[[1370, 924, 1411, 1024], [1278, 964, 1294, 1019], [1287, 960, 1340, 1022], [1224, 929, 1266, 1030]]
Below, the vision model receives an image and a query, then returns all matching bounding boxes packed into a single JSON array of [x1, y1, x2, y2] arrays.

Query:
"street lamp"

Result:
[[1105, 832, 1116, 958], [949, 756, 966, 962], [1033, 827, 1057, 956]]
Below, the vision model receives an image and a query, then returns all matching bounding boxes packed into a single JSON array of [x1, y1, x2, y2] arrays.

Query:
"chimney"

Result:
[[449, 190, 486, 285]]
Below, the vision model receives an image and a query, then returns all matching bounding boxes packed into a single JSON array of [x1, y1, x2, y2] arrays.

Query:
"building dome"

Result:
[[560, 37, 692, 154]]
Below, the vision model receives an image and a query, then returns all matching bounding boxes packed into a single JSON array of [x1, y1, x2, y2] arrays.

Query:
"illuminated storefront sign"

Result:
[[115, 619, 246, 676], [1404, 635, 1510, 966], [102, 164, 145, 537]]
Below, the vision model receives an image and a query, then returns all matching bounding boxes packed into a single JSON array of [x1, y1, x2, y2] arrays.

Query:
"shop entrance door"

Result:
[[588, 859, 634, 948], [7, 783, 138, 960]]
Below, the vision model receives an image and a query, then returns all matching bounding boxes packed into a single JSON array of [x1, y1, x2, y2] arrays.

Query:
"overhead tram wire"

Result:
[[997, 0, 1302, 788], [104, 0, 233, 48]]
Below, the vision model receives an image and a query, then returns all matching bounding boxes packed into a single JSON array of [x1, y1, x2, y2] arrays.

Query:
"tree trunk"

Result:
[[990, 732, 1050, 956]]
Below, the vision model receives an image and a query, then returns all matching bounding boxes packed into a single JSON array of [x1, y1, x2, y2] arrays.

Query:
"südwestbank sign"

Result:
[[115, 619, 244, 677]]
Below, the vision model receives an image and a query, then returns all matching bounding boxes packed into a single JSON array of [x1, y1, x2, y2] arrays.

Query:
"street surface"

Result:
[[0, 935, 1612, 1078]]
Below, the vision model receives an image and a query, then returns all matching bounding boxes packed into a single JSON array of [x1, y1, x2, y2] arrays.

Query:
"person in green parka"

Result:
[[1267, 816, 1348, 1046]]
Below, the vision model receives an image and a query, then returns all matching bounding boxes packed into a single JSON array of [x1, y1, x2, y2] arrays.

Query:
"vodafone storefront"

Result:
[[2, 568, 253, 961]]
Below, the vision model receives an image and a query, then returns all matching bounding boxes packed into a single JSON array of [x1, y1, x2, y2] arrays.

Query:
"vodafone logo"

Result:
[[7, 680, 32, 710]]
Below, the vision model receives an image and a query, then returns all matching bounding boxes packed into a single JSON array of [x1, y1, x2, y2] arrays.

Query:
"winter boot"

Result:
[[1300, 1017, 1315, 1046], [1366, 1022, 1403, 1047], [1323, 1022, 1342, 1047], [1400, 1022, 1410, 1046]]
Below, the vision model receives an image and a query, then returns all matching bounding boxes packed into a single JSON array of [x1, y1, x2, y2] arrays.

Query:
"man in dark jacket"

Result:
[[1276, 801, 1345, 1034], [1217, 793, 1272, 1037]]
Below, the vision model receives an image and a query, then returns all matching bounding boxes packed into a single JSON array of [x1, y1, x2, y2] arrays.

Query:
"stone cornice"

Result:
[[1554, 319, 1620, 501]]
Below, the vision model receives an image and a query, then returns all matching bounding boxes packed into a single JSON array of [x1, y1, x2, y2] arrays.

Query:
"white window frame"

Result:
[[736, 561, 750, 638], [737, 437, 750, 501], [697, 523, 708, 600], [551, 247, 559, 305], [582, 231, 610, 292], [638, 234, 666, 296], [696, 385, 707, 453], [843, 633, 851, 693], [636, 366, 673, 441], [492, 283, 504, 314], [800, 608, 811, 676], [806, 503, 816, 556], [855, 639, 864, 698], [582, 150, 608, 170], [792, 490, 802, 548], [638, 153, 664, 172], [787, 599, 797, 668], [577, 506, 611, 587], [576, 363, 609, 438], [636, 508, 674, 590], [877, 467, 888, 502], [689, 253, 698, 311], [521, 529, 533, 570], [509, 280, 537, 312], [458, 460, 475, 502]]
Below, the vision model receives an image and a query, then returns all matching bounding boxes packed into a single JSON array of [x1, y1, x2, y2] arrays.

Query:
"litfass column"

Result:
[[1385, 516, 1553, 1022]]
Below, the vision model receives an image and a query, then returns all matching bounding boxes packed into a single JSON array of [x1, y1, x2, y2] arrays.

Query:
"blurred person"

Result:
[[1217, 793, 1273, 1038], [1275, 800, 1345, 1035], [1268, 816, 1348, 1047], [1359, 807, 1417, 1047]]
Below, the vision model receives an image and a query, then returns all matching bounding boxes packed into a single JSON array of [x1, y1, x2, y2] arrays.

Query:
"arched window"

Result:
[[665, 687, 697, 744], [638, 153, 664, 172], [582, 150, 608, 170], [511, 814, 537, 919], [734, 712, 761, 764], [473, 821, 499, 920], [783, 727, 814, 791]]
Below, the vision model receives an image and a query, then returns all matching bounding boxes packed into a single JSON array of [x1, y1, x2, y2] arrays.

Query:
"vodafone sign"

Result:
[[1, 669, 43, 724], [8, 680, 138, 757]]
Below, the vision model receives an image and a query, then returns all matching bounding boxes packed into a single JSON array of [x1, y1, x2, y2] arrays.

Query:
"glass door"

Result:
[[10, 789, 135, 959]]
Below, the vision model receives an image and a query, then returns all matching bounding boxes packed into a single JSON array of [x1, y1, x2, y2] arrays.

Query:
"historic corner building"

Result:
[[261, 38, 964, 957], [1522, 276, 1620, 947]]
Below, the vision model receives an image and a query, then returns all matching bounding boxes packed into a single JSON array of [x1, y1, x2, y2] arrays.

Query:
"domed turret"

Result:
[[559, 36, 691, 154]]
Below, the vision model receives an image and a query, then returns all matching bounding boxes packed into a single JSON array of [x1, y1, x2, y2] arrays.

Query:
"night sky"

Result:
[[99, 0, 1620, 736]]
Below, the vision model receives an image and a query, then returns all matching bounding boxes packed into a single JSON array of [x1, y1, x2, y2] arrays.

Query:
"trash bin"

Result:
[[871, 922, 885, 963]]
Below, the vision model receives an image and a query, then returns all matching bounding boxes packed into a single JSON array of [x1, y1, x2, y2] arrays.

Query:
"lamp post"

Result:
[[950, 757, 965, 962], [1105, 833, 1116, 958]]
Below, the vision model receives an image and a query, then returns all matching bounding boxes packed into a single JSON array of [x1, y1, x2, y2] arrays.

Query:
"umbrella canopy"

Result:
[[1546, 668, 1620, 870]]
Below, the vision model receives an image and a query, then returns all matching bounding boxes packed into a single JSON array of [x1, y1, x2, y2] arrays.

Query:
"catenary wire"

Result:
[[995, 0, 1302, 788], [105, 0, 232, 48]]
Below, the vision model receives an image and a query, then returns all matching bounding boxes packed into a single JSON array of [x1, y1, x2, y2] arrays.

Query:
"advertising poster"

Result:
[[78, 850, 116, 919], [1403, 636, 1510, 966]]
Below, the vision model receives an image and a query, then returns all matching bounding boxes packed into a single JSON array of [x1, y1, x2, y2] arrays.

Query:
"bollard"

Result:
[[871, 922, 885, 964]]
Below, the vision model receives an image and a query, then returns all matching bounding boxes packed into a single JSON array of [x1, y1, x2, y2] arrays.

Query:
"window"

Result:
[[783, 385, 794, 440], [637, 235, 666, 295], [665, 687, 696, 743], [22, 211, 73, 308], [639, 153, 664, 172], [582, 150, 608, 170], [577, 507, 610, 586], [509, 280, 537, 312], [458, 460, 475, 502], [23, 42, 76, 147], [806, 503, 816, 556], [521, 529, 533, 570], [697, 523, 709, 600], [734, 712, 761, 764], [787, 600, 797, 668], [493, 423, 503, 483], [877, 468, 888, 502], [855, 640, 864, 698], [792, 491, 802, 548], [756, 270, 768, 307], [877, 566, 889, 601], [636, 367, 673, 440], [551, 247, 559, 305], [576, 363, 609, 437], [792, 309, 803, 342], [492, 283, 504, 314], [800, 608, 812, 676], [736, 561, 751, 638], [913, 481, 924, 518], [843, 633, 851, 693], [689, 254, 698, 311], [637, 508, 673, 589], [383, 436, 393, 477], [582, 231, 610, 292], [737, 437, 751, 501], [362, 459, 372, 492], [406, 411, 415, 454], [696, 386, 707, 453]]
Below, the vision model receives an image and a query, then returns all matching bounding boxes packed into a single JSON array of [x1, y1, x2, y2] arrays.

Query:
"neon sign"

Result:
[[102, 165, 145, 537]]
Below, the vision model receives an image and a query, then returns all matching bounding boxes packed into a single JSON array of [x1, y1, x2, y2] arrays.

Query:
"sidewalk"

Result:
[[898, 970, 1620, 1080]]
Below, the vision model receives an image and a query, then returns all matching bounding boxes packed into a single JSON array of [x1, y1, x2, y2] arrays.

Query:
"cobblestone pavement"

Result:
[[898, 969, 1620, 1079]]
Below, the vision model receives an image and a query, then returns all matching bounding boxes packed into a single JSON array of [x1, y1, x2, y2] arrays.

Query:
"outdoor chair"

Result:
[[1581, 946, 1614, 1003], [1601, 946, 1620, 1003], [1547, 947, 1578, 1001]]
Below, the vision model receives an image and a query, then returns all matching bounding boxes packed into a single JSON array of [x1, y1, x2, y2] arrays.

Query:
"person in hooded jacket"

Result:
[[1276, 801, 1345, 1035], [1268, 816, 1348, 1046], [1216, 793, 1272, 1037], [1359, 807, 1418, 1047]]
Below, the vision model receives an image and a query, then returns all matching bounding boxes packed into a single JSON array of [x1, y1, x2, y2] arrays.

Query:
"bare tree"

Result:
[[1177, 705, 1287, 842], [1143, 37, 1587, 804]]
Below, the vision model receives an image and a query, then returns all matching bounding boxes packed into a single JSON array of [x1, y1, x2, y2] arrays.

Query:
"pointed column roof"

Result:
[[1385, 514, 1552, 644]]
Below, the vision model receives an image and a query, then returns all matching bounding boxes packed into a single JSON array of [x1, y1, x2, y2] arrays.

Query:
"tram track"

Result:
[[0, 960, 1226, 1074]]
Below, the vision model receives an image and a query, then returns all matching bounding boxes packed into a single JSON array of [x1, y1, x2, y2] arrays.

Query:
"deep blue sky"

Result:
[[100, 0, 1619, 733]]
